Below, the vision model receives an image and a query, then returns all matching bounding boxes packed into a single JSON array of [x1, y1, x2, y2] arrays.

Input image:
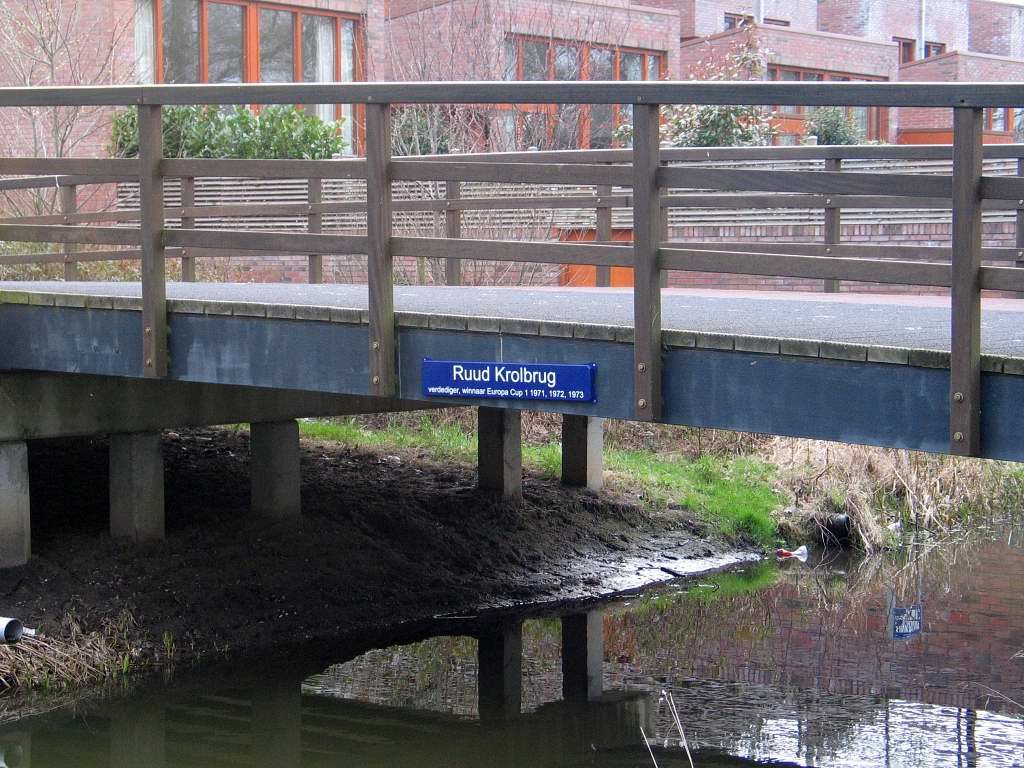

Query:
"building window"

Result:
[[767, 66, 887, 142], [724, 13, 753, 30], [143, 1, 362, 147], [986, 108, 1013, 132], [503, 35, 665, 149], [893, 37, 916, 64], [924, 41, 946, 57]]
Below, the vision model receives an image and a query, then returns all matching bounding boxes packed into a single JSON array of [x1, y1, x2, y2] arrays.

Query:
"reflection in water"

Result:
[[1, 529, 1022, 767]]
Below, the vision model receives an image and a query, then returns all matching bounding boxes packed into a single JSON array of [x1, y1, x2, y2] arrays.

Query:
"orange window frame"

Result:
[[152, 0, 365, 145], [505, 34, 666, 149], [767, 65, 888, 142]]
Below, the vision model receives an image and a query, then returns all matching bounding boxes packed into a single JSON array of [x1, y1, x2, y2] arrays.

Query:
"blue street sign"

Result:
[[892, 604, 923, 639], [422, 359, 596, 403]]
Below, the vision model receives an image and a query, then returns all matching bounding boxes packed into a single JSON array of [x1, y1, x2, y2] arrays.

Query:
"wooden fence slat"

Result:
[[444, 180, 462, 286], [823, 158, 841, 293], [366, 103, 395, 397], [180, 176, 196, 282], [658, 166, 951, 198], [160, 158, 367, 180], [658, 248, 951, 286], [666, 241, 1022, 262], [392, 160, 632, 186], [59, 184, 79, 281], [0, 224, 140, 246], [632, 104, 662, 421], [164, 229, 368, 254], [138, 104, 167, 379], [950, 107, 984, 456], [0, 158, 138, 176], [390, 237, 631, 266], [307, 177, 323, 284], [595, 184, 613, 287]]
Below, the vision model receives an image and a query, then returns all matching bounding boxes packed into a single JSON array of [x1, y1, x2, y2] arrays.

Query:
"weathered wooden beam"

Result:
[[632, 103, 662, 421], [0, 223, 140, 246], [161, 157, 367, 180], [0, 157, 138, 176], [823, 158, 841, 293], [307, 177, 323, 284], [365, 103, 395, 397], [659, 247, 951, 286], [138, 104, 167, 379], [444, 180, 462, 286], [179, 176, 196, 282], [595, 184, 613, 287], [392, 160, 630, 186], [391, 236, 630, 267], [59, 184, 79, 282], [165, 228, 368, 254], [666, 241, 1021, 262], [658, 166, 951, 198], [950, 108, 984, 456], [4, 81, 1024, 108]]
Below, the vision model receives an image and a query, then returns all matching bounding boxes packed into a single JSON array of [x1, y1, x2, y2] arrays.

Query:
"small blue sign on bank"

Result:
[[892, 604, 923, 640], [422, 359, 596, 403]]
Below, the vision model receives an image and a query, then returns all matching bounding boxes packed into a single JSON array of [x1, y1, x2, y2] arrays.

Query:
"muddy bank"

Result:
[[0, 429, 754, 692]]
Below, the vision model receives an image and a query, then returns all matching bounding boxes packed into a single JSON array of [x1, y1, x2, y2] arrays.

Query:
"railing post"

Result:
[[179, 176, 196, 282], [308, 177, 323, 284], [444, 179, 462, 286], [632, 103, 662, 421], [365, 103, 395, 396], [60, 183, 78, 281], [138, 104, 167, 379], [823, 157, 841, 293], [950, 107, 984, 457], [595, 184, 612, 287], [1016, 158, 1023, 298]]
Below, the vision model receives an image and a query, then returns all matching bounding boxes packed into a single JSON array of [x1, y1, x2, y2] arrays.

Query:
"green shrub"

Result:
[[108, 105, 345, 159], [806, 107, 863, 145]]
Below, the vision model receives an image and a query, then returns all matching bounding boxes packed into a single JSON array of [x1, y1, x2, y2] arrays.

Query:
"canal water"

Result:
[[1, 526, 1021, 767]]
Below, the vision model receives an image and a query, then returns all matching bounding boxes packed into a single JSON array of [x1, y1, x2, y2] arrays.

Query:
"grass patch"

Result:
[[298, 417, 782, 547]]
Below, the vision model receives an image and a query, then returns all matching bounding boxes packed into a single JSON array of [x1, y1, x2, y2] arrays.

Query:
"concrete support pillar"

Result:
[[252, 679, 302, 768], [478, 407, 521, 499], [110, 700, 165, 768], [478, 621, 523, 723], [561, 610, 604, 702], [109, 432, 164, 541], [250, 420, 301, 519], [0, 442, 30, 568], [561, 415, 604, 492]]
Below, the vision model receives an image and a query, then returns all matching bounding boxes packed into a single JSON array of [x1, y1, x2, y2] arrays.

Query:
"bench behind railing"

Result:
[[1, 81, 1024, 457]]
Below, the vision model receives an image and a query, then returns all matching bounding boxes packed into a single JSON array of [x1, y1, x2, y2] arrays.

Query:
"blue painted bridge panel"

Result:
[[0, 305, 1021, 461]]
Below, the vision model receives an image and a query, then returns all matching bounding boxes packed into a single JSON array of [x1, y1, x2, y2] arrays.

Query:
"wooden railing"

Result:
[[1, 81, 1024, 456]]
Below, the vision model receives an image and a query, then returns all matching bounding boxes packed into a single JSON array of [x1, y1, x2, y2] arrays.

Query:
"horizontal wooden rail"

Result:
[[980, 265, 1024, 291], [662, 194, 1022, 211], [391, 236, 632, 266], [658, 167, 952, 197], [164, 228, 368, 254], [658, 247, 952, 287], [161, 158, 367, 180], [0, 173, 136, 192], [0, 223, 140, 246], [980, 176, 1024, 200], [0, 159, 138, 177], [392, 160, 632, 186], [669, 241, 1024, 262], [2, 81, 1024, 108]]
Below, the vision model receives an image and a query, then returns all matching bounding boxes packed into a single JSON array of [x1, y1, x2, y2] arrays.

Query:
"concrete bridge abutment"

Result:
[[477, 620, 523, 723], [561, 610, 604, 702], [478, 407, 522, 499], [109, 432, 165, 542], [561, 415, 604, 492], [0, 441, 30, 568], [250, 420, 302, 519]]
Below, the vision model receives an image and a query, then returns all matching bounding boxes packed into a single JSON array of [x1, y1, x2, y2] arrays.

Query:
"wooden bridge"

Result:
[[1, 80, 1024, 568]]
